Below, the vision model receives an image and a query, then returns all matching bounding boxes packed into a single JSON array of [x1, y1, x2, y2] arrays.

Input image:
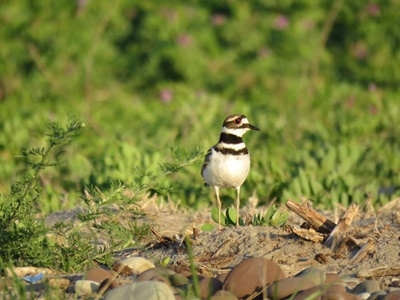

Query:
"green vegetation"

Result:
[[1, 0, 400, 274], [0, 117, 86, 270], [205, 205, 288, 229]]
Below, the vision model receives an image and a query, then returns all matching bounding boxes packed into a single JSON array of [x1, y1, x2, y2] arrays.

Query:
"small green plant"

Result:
[[210, 207, 245, 228], [204, 205, 288, 230], [0, 115, 86, 271], [184, 237, 200, 299], [252, 205, 289, 227]]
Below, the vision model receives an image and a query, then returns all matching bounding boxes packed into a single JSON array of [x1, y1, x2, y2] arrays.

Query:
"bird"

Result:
[[201, 114, 260, 229]]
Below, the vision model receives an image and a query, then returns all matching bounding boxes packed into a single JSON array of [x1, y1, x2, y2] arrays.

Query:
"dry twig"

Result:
[[325, 203, 359, 251], [286, 200, 336, 233]]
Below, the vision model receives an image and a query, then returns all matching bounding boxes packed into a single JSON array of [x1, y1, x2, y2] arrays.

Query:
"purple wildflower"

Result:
[[159, 89, 173, 104], [368, 83, 377, 92], [176, 34, 192, 46], [274, 15, 289, 30], [366, 3, 380, 17], [211, 14, 226, 26]]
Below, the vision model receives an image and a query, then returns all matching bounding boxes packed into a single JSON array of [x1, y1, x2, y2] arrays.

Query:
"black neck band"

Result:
[[219, 133, 243, 144]]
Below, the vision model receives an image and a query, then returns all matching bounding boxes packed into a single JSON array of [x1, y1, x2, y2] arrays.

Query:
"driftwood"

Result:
[[285, 200, 336, 233], [325, 203, 359, 251], [286, 200, 360, 252], [349, 239, 376, 265], [287, 226, 325, 243], [357, 265, 400, 278]]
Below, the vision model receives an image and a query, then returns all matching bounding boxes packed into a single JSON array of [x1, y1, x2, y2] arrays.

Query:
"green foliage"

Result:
[[0, 116, 86, 270], [208, 205, 288, 229], [0, 114, 209, 275], [253, 205, 289, 227]]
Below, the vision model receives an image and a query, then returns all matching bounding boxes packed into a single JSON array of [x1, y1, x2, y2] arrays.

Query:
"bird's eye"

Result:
[[234, 118, 241, 124]]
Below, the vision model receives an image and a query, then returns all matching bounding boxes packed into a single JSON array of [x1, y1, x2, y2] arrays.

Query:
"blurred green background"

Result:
[[1, 0, 399, 214]]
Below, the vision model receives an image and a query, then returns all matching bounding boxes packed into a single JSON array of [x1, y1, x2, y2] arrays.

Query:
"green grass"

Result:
[[0, 0, 400, 278]]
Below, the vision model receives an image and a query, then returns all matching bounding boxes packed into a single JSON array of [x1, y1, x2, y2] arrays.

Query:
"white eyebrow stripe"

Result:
[[222, 127, 249, 136]]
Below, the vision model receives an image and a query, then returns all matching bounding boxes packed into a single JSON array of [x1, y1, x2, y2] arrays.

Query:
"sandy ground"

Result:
[[40, 196, 400, 297], [134, 197, 400, 284]]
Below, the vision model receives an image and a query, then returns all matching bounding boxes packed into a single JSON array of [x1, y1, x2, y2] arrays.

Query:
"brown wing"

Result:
[[201, 147, 213, 186]]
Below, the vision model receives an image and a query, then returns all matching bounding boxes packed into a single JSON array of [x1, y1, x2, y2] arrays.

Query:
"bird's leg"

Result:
[[213, 186, 222, 230], [235, 186, 241, 227]]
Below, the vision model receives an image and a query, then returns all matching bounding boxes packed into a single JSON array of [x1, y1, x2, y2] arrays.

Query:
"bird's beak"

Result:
[[250, 124, 260, 131]]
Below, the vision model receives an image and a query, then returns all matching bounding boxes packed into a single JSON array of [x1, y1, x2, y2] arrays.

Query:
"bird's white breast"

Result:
[[202, 149, 251, 189]]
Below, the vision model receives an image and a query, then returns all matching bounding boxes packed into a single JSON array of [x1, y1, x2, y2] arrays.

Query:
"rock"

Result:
[[390, 279, 400, 287], [383, 290, 400, 300], [48, 278, 70, 290], [171, 273, 189, 287], [342, 275, 360, 287], [223, 257, 285, 299], [113, 257, 155, 275], [266, 277, 316, 299], [294, 267, 326, 285], [358, 292, 370, 299], [104, 281, 175, 300], [5, 267, 54, 277], [98, 277, 121, 295], [199, 277, 223, 299], [352, 280, 381, 294], [86, 267, 114, 283], [136, 267, 175, 285], [181, 270, 205, 282], [325, 273, 343, 285], [329, 292, 363, 300], [210, 290, 239, 300], [216, 272, 229, 283], [368, 291, 388, 300], [74, 280, 100, 296], [292, 283, 346, 299]]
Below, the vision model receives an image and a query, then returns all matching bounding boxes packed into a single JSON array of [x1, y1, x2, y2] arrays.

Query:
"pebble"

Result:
[[48, 278, 70, 290], [352, 280, 381, 294], [383, 290, 400, 300], [325, 273, 344, 285], [104, 281, 175, 300], [210, 290, 239, 300], [342, 275, 362, 290], [136, 267, 175, 285], [86, 267, 114, 283], [171, 273, 189, 287], [292, 283, 349, 300], [266, 277, 316, 299], [368, 291, 388, 300], [199, 277, 223, 299], [51, 255, 400, 299], [358, 292, 371, 299], [294, 266, 326, 285], [223, 257, 285, 299], [98, 277, 121, 294], [216, 272, 229, 283], [113, 256, 155, 275], [74, 280, 100, 296]]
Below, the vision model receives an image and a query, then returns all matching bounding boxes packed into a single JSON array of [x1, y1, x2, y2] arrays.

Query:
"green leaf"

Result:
[[270, 210, 289, 227], [211, 207, 226, 226], [201, 223, 215, 232], [226, 208, 238, 226], [264, 205, 276, 221], [161, 256, 171, 267]]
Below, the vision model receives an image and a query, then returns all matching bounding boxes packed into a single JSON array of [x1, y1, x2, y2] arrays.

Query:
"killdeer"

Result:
[[201, 114, 260, 229]]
